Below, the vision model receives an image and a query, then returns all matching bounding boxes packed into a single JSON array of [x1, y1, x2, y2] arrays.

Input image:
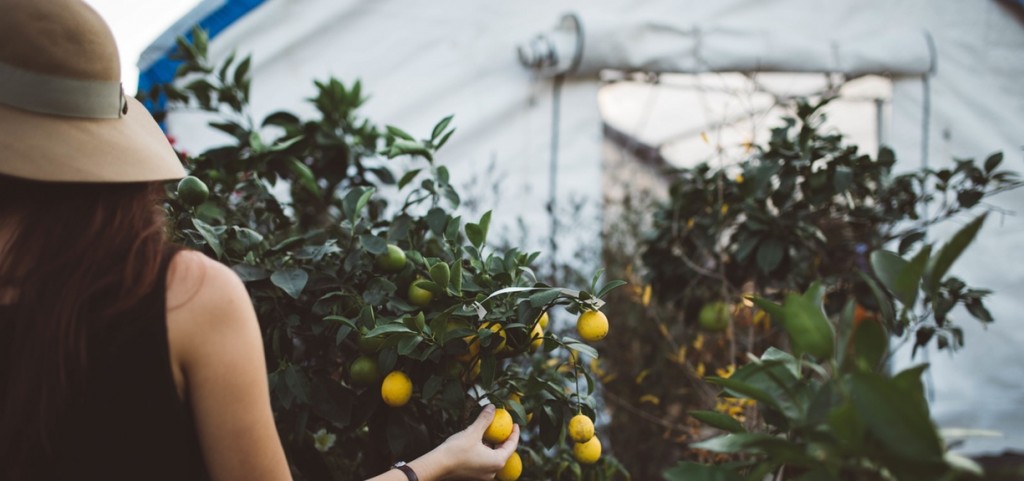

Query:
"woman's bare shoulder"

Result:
[[167, 247, 249, 311], [166, 249, 253, 327]]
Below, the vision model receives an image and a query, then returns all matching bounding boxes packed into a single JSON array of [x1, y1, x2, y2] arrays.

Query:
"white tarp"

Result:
[[152, 0, 1024, 455]]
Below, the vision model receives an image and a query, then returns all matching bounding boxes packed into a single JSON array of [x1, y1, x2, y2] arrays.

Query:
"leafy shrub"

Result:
[[667, 217, 994, 480], [597, 96, 1019, 477], [145, 29, 627, 481]]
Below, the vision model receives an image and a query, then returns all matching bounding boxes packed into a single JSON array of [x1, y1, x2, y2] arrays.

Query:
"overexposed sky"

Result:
[[83, 0, 203, 94]]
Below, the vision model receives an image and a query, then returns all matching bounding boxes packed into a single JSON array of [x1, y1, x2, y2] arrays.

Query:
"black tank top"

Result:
[[0, 247, 210, 480]]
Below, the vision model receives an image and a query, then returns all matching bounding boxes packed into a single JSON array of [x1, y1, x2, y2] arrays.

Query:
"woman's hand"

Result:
[[411, 404, 520, 480]]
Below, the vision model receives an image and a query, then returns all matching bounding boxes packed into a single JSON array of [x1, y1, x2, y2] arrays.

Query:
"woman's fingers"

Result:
[[468, 404, 496, 436], [493, 424, 520, 459]]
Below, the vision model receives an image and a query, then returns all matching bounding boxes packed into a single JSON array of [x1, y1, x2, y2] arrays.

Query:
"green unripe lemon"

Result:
[[376, 244, 407, 272], [408, 281, 434, 307], [176, 176, 209, 206], [349, 356, 381, 386], [698, 301, 731, 332]]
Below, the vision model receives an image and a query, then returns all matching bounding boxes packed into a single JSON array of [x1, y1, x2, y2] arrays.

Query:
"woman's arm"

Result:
[[366, 405, 521, 481], [167, 251, 293, 481], [167, 251, 520, 481]]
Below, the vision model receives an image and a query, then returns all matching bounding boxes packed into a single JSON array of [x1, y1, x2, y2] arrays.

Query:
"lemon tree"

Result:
[[671, 235, 999, 481], [597, 97, 1020, 478], [150, 29, 628, 481]]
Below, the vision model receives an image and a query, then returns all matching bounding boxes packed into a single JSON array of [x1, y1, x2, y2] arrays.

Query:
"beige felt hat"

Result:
[[0, 0, 186, 183]]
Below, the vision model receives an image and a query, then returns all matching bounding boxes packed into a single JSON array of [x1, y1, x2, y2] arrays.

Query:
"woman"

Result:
[[0, 1, 519, 480]]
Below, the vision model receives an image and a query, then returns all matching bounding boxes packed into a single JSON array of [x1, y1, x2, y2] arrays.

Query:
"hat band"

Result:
[[0, 60, 126, 119]]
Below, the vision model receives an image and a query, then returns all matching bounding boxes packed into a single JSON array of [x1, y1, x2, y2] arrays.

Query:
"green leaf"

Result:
[[231, 264, 270, 281], [663, 462, 743, 481], [355, 188, 374, 217], [465, 223, 484, 248], [529, 289, 561, 307], [728, 361, 804, 421], [802, 281, 826, 306], [983, 152, 1003, 173], [425, 208, 448, 236], [850, 371, 944, 463], [857, 271, 896, 327], [342, 186, 375, 221], [364, 322, 416, 338], [871, 248, 928, 307], [391, 139, 432, 160], [386, 125, 414, 141], [828, 402, 865, 450], [834, 166, 854, 192], [261, 110, 299, 128], [563, 339, 599, 360], [284, 365, 311, 404], [435, 129, 455, 149], [924, 214, 986, 292], [781, 292, 835, 359], [271, 268, 308, 299], [288, 158, 320, 195], [359, 234, 387, 255], [450, 261, 463, 295], [444, 215, 461, 240], [751, 296, 784, 324], [705, 377, 777, 408], [690, 433, 777, 453], [478, 210, 492, 241], [398, 169, 421, 190], [597, 280, 628, 298], [760, 347, 800, 378], [362, 277, 396, 305], [233, 56, 251, 86], [191, 218, 224, 258], [690, 410, 745, 433], [429, 262, 451, 290], [756, 238, 785, 273], [397, 334, 423, 355], [431, 115, 454, 140], [848, 317, 887, 372]]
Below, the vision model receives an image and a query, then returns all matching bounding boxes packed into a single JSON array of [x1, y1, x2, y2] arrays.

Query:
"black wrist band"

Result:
[[392, 461, 419, 481]]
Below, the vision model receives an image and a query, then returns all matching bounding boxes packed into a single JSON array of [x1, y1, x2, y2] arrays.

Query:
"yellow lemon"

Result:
[[573, 436, 602, 465], [457, 335, 480, 362], [576, 310, 609, 342], [530, 323, 544, 352], [381, 371, 412, 407], [537, 311, 549, 329], [488, 322, 508, 352], [495, 452, 522, 481], [568, 414, 595, 443], [483, 407, 514, 444]]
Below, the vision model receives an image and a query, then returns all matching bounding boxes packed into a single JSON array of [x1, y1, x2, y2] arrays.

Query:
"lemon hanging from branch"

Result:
[[576, 310, 609, 342]]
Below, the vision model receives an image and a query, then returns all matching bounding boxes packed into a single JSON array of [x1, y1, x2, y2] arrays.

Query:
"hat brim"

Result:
[[0, 96, 186, 183]]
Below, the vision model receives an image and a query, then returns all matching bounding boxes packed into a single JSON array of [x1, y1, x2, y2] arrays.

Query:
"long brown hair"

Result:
[[0, 173, 171, 475]]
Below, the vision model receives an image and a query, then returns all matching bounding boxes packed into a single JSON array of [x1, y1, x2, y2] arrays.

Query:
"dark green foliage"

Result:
[[149, 28, 626, 481]]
